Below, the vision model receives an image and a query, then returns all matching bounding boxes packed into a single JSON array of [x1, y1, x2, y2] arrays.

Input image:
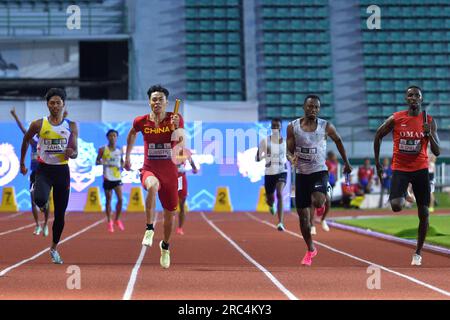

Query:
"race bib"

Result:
[[399, 139, 421, 154], [43, 138, 67, 153], [296, 147, 317, 162], [147, 143, 172, 160]]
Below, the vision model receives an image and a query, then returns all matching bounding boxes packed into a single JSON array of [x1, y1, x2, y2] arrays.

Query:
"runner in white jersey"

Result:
[[96, 129, 124, 232], [256, 118, 288, 231], [287, 95, 352, 266]]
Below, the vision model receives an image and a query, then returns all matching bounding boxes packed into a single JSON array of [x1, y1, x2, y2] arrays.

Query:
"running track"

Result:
[[0, 210, 449, 300]]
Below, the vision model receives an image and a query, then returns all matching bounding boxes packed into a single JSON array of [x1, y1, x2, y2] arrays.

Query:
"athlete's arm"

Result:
[[256, 138, 266, 162], [427, 118, 440, 157], [95, 147, 104, 165], [373, 115, 394, 181], [125, 127, 137, 171], [20, 119, 41, 175], [65, 121, 78, 159], [10, 108, 27, 134], [286, 123, 297, 165], [189, 157, 198, 173], [326, 122, 352, 174]]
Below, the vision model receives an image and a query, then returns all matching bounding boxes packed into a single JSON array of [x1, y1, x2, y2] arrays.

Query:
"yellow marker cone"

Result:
[[0, 186, 19, 212], [48, 188, 55, 212], [127, 187, 145, 212], [84, 187, 102, 212], [213, 186, 233, 212], [256, 186, 270, 212]]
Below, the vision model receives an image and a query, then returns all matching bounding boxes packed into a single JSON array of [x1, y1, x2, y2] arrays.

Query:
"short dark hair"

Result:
[[45, 88, 66, 102], [147, 84, 169, 99], [271, 118, 282, 124], [406, 85, 422, 93], [106, 129, 119, 137], [304, 94, 321, 105]]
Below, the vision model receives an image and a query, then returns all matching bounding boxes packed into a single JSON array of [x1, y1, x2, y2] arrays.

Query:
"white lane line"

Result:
[[246, 212, 450, 297], [0, 212, 25, 221], [0, 223, 39, 236], [0, 218, 105, 277], [122, 213, 160, 300], [201, 212, 299, 300]]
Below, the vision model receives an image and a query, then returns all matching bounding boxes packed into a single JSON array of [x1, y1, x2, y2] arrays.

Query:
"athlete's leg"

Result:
[[33, 166, 52, 210], [163, 208, 176, 245], [298, 207, 315, 252], [142, 173, 160, 226], [178, 196, 186, 228], [50, 165, 70, 251], [389, 170, 409, 212], [113, 185, 123, 221], [275, 181, 285, 225], [321, 195, 331, 222], [411, 169, 431, 256], [104, 188, 113, 222]]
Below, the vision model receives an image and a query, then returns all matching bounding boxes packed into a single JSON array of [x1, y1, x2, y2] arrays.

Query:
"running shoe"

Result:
[[142, 229, 154, 246], [176, 227, 184, 235], [411, 253, 422, 266], [33, 225, 42, 235], [42, 225, 49, 237], [50, 249, 63, 264], [159, 241, 170, 269], [301, 249, 318, 266], [311, 226, 317, 235], [276, 223, 285, 231], [321, 220, 330, 232], [429, 207, 435, 213], [115, 220, 125, 231], [107, 221, 114, 233]]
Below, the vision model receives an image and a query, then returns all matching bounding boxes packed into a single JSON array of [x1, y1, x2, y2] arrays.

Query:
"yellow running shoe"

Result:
[[159, 241, 170, 269], [142, 230, 154, 246]]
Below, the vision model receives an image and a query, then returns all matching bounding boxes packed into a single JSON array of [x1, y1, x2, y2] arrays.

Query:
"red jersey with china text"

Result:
[[133, 112, 184, 173], [392, 110, 431, 172]]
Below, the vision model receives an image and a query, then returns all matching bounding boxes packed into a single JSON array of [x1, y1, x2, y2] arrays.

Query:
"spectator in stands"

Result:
[[358, 158, 374, 194], [326, 151, 338, 188], [341, 181, 363, 208], [378, 157, 392, 208]]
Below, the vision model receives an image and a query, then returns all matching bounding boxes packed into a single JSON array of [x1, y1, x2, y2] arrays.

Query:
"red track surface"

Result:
[[0, 210, 449, 300]]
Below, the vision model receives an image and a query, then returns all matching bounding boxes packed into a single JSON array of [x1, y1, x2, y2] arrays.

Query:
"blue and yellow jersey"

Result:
[[37, 117, 72, 165]]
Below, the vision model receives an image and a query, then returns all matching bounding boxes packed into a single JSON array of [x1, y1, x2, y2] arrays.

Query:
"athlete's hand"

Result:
[[192, 167, 198, 174], [20, 163, 28, 175], [423, 122, 431, 137], [171, 114, 180, 129], [124, 157, 131, 171], [288, 154, 298, 167], [375, 162, 383, 183], [64, 148, 75, 159], [343, 162, 353, 175]]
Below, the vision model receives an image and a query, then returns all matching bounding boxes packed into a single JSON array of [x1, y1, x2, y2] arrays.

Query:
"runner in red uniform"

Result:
[[125, 85, 184, 269], [374, 86, 440, 266]]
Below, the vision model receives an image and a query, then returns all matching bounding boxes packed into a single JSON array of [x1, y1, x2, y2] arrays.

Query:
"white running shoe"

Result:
[[43, 225, 49, 237], [311, 226, 317, 235], [411, 254, 422, 266], [33, 225, 42, 235], [159, 241, 170, 269], [277, 223, 285, 231], [142, 230, 154, 247], [321, 220, 330, 232], [50, 249, 63, 264]]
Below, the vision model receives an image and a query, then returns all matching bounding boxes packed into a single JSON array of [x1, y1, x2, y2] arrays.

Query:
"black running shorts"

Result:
[[295, 171, 329, 209], [389, 169, 430, 207]]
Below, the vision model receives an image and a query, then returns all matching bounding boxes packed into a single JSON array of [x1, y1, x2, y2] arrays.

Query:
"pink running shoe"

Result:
[[315, 205, 325, 217], [301, 249, 318, 266], [176, 227, 184, 235], [115, 220, 125, 231], [107, 221, 114, 233]]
